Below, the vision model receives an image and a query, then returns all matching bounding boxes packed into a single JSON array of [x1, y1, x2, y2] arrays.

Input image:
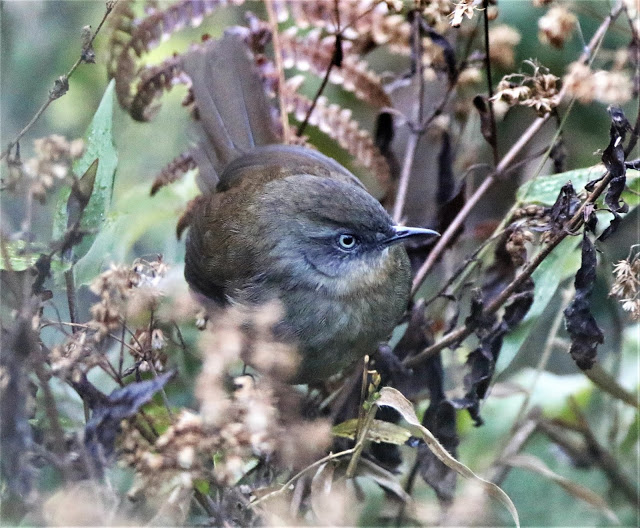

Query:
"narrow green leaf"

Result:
[[332, 418, 413, 445], [73, 172, 198, 285]]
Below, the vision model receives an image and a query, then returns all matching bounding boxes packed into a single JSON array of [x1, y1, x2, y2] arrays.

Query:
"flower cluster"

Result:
[[564, 62, 634, 105], [5, 135, 84, 200], [538, 6, 577, 48], [610, 250, 640, 320], [492, 65, 560, 116]]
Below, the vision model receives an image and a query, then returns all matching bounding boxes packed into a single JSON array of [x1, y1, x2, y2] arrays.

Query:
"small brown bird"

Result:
[[181, 34, 438, 382]]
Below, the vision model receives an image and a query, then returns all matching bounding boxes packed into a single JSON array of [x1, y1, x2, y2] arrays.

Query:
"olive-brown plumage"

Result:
[[181, 34, 438, 382]]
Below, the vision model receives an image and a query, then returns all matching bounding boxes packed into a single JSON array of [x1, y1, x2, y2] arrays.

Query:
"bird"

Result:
[[179, 32, 438, 383]]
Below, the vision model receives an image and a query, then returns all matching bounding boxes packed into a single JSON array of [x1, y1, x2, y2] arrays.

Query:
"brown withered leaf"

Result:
[[598, 106, 630, 241], [563, 232, 603, 370], [84, 370, 175, 469]]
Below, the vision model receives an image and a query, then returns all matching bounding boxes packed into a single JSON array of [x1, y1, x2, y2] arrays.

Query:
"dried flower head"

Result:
[[488, 25, 521, 68], [610, 248, 640, 320], [88, 257, 169, 340], [449, 0, 478, 28], [11, 135, 85, 201], [538, 6, 577, 48], [492, 64, 560, 116], [564, 62, 633, 105]]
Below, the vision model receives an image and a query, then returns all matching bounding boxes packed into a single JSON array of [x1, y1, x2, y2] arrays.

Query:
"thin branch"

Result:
[[265, 0, 291, 144], [393, 10, 425, 224], [0, 1, 116, 161], [296, 0, 342, 137], [482, 0, 499, 167]]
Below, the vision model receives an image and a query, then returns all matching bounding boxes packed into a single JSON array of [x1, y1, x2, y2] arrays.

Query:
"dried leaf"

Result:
[[283, 84, 391, 192], [374, 387, 520, 528], [563, 232, 603, 370], [357, 458, 412, 503], [598, 106, 630, 240], [505, 454, 618, 524], [85, 370, 175, 466]]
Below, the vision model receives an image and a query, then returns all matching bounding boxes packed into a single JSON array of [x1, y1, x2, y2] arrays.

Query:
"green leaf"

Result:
[[73, 171, 198, 285], [53, 80, 118, 262], [332, 418, 413, 445], [517, 166, 640, 207], [516, 165, 605, 205], [498, 237, 581, 372]]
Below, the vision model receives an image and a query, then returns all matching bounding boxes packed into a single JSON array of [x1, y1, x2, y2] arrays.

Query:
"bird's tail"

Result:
[[181, 33, 278, 193]]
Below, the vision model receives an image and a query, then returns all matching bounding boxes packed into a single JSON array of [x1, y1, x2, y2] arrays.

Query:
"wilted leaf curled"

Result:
[[84, 370, 175, 468], [419, 20, 457, 83], [374, 387, 520, 528], [419, 399, 458, 503], [563, 232, 603, 369], [547, 182, 579, 235], [594, 106, 630, 240]]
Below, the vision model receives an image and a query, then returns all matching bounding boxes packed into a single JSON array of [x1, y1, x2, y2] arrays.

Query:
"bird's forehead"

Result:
[[268, 175, 392, 232]]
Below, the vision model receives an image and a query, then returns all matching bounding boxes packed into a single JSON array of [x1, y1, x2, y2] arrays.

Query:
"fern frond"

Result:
[[108, 0, 245, 112], [150, 150, 196, 196], [280, 28, 391, 108], [283, 78, 391, 193], [275, 0, 410, 54], [130, 56, 189, 121]]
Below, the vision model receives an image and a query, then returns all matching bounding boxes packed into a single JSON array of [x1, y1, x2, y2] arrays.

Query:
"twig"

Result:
[[265, 0, 291, 144], [0, 1, 116, 161], [410, 0, 625, 296], [297, 1, 342, 137], [567, 398, 638, 504], [482, 0, 499, 167], [393, 10, 426, 224], [250, 448, 355, 507]]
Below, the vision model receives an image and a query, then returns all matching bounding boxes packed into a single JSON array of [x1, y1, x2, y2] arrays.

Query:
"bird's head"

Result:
[[253, 174, 439, 297]]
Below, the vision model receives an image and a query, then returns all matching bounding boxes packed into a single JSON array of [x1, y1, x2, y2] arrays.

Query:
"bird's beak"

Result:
[[382, 225, 440, 246]]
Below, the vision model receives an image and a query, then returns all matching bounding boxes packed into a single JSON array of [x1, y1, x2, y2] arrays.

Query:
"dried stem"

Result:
[[0, 1, 115, 161], [411, 0, 624, 295], [482, 0, 499, 167], [265, 0, 291, 144], [393, 10, 425, 224]]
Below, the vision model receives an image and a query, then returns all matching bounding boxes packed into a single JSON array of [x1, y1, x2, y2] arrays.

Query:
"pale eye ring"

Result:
[[338, 233, 357, 250]]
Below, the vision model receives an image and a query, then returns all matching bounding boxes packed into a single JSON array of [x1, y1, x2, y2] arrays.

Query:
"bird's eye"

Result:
[[338, 233, 358, 250]]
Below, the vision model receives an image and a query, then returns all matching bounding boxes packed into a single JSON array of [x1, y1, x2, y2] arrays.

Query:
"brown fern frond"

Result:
[[275, 0, 410, 55], [283, 78, 391, 193], [109, 0, 245, 112], [280, 28, 391, 108], [130, 56, 189, 121], [106, 0, 137, 79], [150, 150, 197, 196]]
